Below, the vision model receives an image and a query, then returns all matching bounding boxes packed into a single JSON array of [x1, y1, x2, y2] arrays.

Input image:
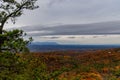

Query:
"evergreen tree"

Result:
[[0, 0, 38, 52]]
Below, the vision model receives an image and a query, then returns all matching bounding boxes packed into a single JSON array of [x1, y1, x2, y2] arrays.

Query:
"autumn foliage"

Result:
[[12, 48, 120, 80], [1, 47, 120, 79]]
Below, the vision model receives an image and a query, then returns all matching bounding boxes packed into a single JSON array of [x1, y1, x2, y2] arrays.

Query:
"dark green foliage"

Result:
[[0, 52, 24, 79], [113, 69, 120, 78], [0, 52, 50, 80], [0, 29, 35, 80], [0, 29, 32, 53], [50, 68, 67, 79]]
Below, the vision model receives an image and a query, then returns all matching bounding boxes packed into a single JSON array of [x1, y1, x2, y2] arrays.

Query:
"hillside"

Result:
[[30, 42, 59, 45], [31, 48, 120, 80], [2, 48, 120, 79]]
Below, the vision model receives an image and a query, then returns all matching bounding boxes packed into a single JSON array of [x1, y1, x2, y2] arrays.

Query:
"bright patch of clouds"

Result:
[[32, 35, 120, 45]]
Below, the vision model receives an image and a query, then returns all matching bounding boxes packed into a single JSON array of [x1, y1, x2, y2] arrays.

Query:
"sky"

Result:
[[4, 0, 120, 45]]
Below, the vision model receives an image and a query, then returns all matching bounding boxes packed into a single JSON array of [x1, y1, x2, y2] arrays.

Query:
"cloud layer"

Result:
[[5, 0, 120, 28], [14, 21, 120, 44], [5, 0, 120, 44], [17, 21, 120, 36]]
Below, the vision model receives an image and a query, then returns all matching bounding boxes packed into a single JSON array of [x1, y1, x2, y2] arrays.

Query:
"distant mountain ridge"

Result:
[[30, 42, 59, 45], [28, 43, 120, 52]]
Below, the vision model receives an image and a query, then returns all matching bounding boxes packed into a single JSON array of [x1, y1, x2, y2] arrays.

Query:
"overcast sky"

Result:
[[5, 0, 120, 28], [5, 0, 120, 44]]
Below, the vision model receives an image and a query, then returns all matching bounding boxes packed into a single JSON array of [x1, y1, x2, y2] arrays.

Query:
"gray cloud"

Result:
[[15, 21, 120, 36], [5, 0, 120, 29], [5, 0, 120, 44], [47, 0, 65, 7], [40, 36, 60, 39], [67, 37, 76, 39], [41, 0, 120, 24], [48, 36, 60, 39]]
